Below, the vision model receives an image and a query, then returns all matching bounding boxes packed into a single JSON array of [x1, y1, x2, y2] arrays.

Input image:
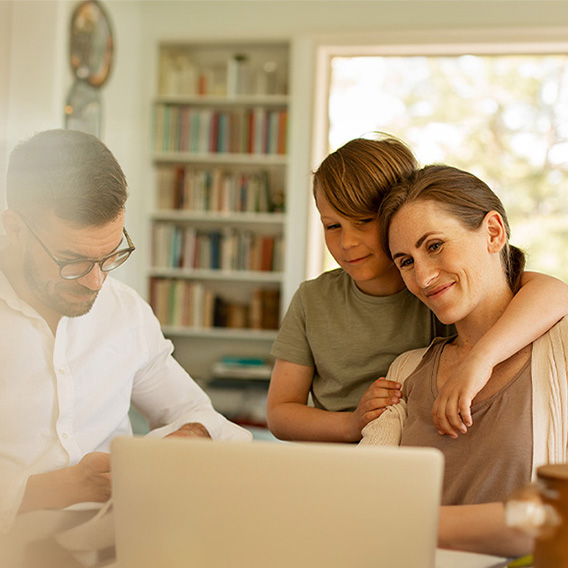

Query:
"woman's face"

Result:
[[315, 188, 403, 296], [388, 199, 501, 325]]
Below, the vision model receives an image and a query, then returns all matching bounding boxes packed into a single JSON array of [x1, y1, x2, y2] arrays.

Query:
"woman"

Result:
[[267, 135, 568, 443], [361, 164, 568, 556]]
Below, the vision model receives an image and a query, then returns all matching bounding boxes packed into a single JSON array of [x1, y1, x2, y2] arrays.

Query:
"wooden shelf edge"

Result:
[[162, 326, 278, 340]]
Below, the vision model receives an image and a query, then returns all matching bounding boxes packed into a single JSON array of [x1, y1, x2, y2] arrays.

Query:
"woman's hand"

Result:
[[432, 353, 493, 438], [348, 378, 402, 441]]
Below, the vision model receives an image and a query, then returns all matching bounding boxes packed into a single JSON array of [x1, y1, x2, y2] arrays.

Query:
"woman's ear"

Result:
[[484, 211, 507, 253]]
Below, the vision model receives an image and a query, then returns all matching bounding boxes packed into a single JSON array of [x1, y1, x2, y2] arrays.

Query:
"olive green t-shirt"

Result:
[[271, 269, 452, 412]]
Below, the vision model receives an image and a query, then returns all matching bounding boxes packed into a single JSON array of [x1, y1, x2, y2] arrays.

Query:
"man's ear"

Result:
[[2, 209, 26, 245], [484, 210, 507, 253]]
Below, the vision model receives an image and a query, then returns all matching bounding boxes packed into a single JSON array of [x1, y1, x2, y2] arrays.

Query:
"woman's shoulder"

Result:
[[387, 337, 449, 382], [387, 346, 430, 382], [534, 315, 568, 353]]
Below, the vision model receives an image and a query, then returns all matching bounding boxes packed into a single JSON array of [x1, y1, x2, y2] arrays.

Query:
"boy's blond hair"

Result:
[[313, 135, 418, 218]]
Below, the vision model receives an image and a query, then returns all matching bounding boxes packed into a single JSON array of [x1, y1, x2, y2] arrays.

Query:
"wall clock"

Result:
[[69, 0, 114, 88]]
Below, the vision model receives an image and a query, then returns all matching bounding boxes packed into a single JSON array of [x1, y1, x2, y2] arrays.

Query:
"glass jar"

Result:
[[505, 463, 568, 568]]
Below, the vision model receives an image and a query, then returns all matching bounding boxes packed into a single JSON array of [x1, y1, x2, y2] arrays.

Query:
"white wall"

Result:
[[1, 1, 69, 220], [4, 0, 568, 297], [0, 2, 12, 215], [0, 0, 144, 289]]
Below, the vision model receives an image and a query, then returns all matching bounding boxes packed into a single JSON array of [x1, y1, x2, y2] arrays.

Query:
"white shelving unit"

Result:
[[148, 42, 291, 424], [153, 152, 288, 166]]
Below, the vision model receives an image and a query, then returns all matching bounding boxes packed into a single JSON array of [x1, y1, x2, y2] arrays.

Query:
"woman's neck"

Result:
[[453, 282, 514, 350]]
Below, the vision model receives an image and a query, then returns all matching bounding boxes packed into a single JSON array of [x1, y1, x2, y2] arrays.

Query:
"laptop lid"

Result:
[[111, 437, 443, 568]]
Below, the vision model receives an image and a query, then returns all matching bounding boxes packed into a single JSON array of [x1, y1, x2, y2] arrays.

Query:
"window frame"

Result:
[[307, 27, 568, 278]]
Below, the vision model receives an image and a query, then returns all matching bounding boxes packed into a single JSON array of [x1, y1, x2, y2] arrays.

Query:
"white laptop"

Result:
[[110, 436, 444, 568]]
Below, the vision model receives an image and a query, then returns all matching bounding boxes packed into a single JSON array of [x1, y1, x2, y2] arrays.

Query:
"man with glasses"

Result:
[[0, 129, 251, 534]]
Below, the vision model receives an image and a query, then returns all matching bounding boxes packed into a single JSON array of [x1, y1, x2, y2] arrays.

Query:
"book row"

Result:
[[156, 166, 284, 213], [152, 223, 284, 272], [158, 51, 287, 97], [150, 278, 280, 330], [153, 104, 288, 155]]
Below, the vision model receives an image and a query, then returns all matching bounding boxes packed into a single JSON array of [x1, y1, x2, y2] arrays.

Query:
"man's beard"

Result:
[[23, 253, 100, 318]]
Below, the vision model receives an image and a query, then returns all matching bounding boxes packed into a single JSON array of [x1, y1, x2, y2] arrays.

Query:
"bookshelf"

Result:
[[149, 41, 291, 424]]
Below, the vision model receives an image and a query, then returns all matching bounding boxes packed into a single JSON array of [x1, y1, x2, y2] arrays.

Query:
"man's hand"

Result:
[[20, 452, 111, 514], [67, 452, 112, 504], [432, 354, 493, 438], [165, 422, 211, 439], [348, 378, 402, 441]]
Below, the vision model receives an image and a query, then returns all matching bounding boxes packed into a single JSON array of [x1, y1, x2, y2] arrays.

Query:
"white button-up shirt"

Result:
[[0, 270, 251, 531]]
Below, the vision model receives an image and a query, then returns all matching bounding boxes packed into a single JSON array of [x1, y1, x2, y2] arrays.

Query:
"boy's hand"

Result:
[[349, 378, 402, 441], [432, 355, 493, 438]]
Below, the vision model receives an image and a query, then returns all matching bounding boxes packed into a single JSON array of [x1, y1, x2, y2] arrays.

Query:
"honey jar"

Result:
[[505, 463, 568, 568]]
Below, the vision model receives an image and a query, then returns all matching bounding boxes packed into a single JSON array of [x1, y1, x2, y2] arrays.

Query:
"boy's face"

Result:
[[315, 188, 404, 296]]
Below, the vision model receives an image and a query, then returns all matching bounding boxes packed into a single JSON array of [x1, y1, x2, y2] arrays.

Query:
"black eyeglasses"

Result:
[[20, 216, 136, 280]]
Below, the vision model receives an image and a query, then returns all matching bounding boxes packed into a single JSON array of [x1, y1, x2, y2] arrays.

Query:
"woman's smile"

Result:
[[424, 282, 455, 301]]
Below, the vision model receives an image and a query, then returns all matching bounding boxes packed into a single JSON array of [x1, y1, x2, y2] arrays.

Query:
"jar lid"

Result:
[[537, 463, 568, 481]]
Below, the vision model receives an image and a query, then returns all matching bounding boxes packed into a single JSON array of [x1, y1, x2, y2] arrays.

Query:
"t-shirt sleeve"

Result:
[[270, 286, 314, 367]]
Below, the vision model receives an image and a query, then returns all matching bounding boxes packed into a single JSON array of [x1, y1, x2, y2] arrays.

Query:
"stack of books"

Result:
[[210, 356, 273, 381]]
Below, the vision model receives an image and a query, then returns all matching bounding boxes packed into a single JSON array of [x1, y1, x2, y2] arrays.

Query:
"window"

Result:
[[312, 37, 568, 283]]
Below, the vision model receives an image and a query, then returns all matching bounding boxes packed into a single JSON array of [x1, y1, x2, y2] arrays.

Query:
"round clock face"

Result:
[[69, 0, 114, 88]]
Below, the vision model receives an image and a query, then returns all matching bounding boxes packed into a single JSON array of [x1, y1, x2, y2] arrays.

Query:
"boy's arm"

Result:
[[434, 271, 568, 437], [266, 358, 400, 443]]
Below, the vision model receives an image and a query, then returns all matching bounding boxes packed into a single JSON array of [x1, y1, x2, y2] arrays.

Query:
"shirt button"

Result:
[[62, 433, 69, 439], [58, 369, 65, 375]]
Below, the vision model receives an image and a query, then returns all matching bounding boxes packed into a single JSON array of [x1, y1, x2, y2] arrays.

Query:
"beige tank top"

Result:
[[400, 337, 533, 506]]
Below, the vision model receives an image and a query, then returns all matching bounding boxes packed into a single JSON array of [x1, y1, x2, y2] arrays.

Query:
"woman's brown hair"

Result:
[[379, 164, 526, 293]]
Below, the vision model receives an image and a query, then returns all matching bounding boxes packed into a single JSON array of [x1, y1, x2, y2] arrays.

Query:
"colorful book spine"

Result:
[[149, 278, 280, 330], [154, 166, 282, 213], [153, 104, 288, 156]]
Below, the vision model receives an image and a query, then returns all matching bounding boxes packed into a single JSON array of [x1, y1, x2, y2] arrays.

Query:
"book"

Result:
[[249, 288, 264, 330], [210, 358, 273, 380], [261, 288, 280, 330], [226, 303, 248, 329], [260, 236, 275, 271]]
